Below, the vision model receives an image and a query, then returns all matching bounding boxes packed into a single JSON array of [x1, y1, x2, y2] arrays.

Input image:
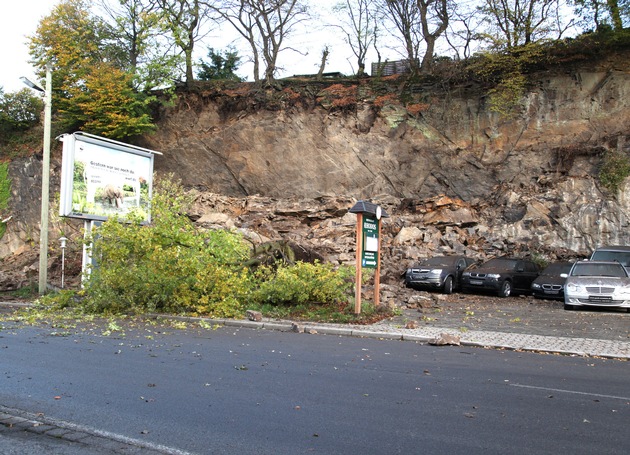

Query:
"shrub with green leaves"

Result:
[[0, 162, 10, 240], [0, 88, 43, 135], [82, 175, 252, 315], [251, 261, 354, 306], [599, 151, 630, 194], [78, 175, 355, 318]]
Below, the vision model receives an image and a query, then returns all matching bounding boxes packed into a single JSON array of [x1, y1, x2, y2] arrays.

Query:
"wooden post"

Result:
[[355, 213, 363, 314]]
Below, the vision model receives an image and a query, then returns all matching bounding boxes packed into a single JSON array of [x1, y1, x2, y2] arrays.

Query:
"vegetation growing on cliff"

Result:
[[0, 162, 10, 240], [599, 150, 630, 194]]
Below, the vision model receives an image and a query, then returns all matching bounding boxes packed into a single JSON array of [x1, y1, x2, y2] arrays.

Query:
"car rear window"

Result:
[[590, 250, 630, 267], [482, 258, 517, 269], [420, 257, 456, 267], [541, 262, 573, 276], [570, 263, 627, 277]]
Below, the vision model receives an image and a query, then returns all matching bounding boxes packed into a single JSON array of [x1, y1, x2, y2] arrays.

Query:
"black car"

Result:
[[461, 257, 540, 297], [404, 256, 476, 294], [531, 261, 574, 300]]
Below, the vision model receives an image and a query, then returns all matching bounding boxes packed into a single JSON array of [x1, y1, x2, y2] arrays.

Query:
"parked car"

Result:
[[590, 246, 630, 272], [461, 257, 540, 297], [564, 260, 630, 311], [404, 256, 476, 294], [531, 261, 574, 300]]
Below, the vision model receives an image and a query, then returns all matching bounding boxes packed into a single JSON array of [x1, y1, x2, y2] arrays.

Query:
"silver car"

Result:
[[564, 260, 630, 311]]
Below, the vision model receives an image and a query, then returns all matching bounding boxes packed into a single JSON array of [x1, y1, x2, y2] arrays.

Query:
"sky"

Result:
[[0, 0, 377, 94], [0, 1, 56, 92]]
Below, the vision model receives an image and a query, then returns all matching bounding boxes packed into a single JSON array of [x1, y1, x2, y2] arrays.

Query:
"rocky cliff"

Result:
[[2, 53, 630, 290], [140, 63, 630, 255]]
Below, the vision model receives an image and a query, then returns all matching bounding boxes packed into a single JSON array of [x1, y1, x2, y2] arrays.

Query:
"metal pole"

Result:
[[374, 218, 381, 307], [60, 237, 67, 289], [38, 66, 52, 294]]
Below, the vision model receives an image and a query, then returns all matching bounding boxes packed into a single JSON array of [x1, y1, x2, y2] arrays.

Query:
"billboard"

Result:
[[59, 132, 161, 223]]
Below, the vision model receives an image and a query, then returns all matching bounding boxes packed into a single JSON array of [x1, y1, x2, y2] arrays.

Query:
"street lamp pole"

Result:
[[22, 67, 52, 294], [39, 67, 52, 294]]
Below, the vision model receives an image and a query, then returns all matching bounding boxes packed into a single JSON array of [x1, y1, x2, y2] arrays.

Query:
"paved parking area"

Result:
[[394, 294, 630, 342]]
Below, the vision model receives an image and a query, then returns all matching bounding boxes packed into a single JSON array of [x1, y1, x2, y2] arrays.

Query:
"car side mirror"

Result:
[[560, 273, 568, 278]]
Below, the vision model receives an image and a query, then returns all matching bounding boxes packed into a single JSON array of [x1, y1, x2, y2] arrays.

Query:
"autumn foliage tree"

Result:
[[28, 0, 156, 138]]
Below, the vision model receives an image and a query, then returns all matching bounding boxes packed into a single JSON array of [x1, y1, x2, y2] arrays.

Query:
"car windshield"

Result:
[[478, 258, 517, 270], [570, 263, 627, 277], [417, 257, 457, 267], [590, 250, 630, 267], [541, 262, 573, 276]]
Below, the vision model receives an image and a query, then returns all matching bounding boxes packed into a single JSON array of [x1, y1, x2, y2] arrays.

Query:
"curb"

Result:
[[0, 405, 190, 454], [2, 303, 628, 360], [156, 314, 630, 360]]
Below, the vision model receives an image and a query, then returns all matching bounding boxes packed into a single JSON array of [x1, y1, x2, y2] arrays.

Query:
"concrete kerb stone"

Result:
[[1, 405, 194, 454], [3, 304, 629, 359], [262, 321, 294, 331], [307, 326, 354, 337], [350, 329, 404, 340]]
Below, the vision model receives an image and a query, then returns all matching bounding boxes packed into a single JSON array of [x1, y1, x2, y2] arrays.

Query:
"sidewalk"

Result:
[[203, 317, 630, 360], [2, 299, 629, 360]]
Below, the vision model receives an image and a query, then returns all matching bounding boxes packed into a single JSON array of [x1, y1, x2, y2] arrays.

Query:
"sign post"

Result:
[[58, 132, 162, 282], [349, 201, 388, 314]]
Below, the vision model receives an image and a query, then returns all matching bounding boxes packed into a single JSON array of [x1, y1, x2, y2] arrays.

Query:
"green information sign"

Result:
[[361, 215, 379, 268]]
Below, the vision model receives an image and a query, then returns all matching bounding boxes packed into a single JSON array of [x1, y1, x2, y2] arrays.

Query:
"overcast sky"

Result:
[[0, 1, 55, 92], [0, 0, 379, 94]]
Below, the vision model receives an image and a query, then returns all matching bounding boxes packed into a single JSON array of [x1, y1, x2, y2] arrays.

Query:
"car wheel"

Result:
[[498, 281, 511, 298], [443, 276, 453, 295]]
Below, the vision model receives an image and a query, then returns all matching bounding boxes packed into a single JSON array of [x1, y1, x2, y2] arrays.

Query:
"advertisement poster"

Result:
[[59, 133, 160, 223]]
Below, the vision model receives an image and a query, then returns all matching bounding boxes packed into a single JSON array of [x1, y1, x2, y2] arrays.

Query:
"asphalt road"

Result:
[[1, 320, 629, 454]]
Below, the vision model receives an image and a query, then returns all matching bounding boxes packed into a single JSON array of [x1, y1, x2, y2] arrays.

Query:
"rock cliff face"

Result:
[[139, 66, 630, 255], [2, 58, 630, 287]]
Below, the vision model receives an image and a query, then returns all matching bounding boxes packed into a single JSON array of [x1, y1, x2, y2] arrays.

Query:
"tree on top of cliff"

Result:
[[157, 0, 213, 86], [207, 0, 310, 84], [197, 47, 246, 81], [376, 0, 422, 75], [573, 0, 630, 31], [97, 0, 183, 92], [478, 0, 575, 49], [371, 0, 451, 74], [0, 88, 43, 135], [332, 0, 380, 77]]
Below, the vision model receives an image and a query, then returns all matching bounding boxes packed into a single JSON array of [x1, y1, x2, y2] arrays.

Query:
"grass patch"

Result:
[[248, 300, 399, 324], [4, 283, 39, 299]]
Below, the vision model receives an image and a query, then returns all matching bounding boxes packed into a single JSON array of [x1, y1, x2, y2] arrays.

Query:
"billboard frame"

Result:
[[59, 132, 162, 223]]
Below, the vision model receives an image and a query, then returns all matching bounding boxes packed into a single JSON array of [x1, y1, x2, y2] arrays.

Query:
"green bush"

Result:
[[75, 175, 355, 318], [0, 162, 10, 240], [81, 175, 250, 315], [0, 88, 43, 135], [251, 261, 354, 306], [599, 151, 630, 194]]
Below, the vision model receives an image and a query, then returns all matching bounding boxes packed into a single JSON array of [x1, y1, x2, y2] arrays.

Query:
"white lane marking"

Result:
[[0, 405, 196, 455], [509, 384, 630, 401]]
